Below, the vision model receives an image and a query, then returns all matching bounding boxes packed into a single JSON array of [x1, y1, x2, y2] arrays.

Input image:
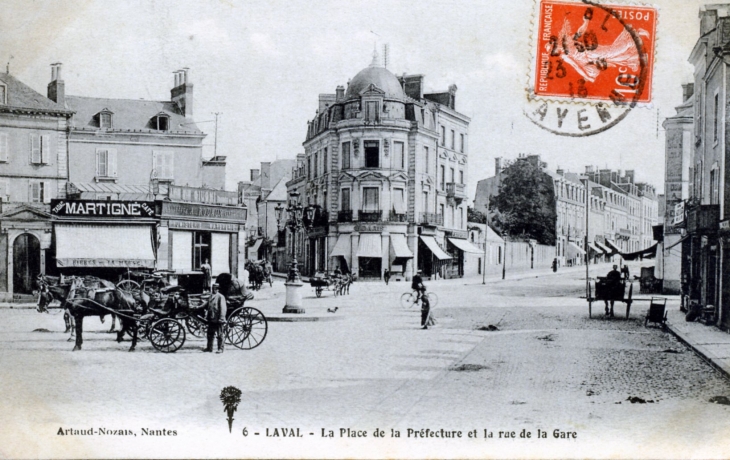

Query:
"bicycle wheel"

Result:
[[400, 292, 416, 308], [427, 292, 438, 308]]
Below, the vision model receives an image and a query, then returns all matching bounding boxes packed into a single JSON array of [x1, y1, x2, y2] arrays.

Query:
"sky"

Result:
[[0, 0, 716, 201]]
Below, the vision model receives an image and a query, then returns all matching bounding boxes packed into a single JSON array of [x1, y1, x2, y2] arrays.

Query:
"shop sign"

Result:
[[162, 202, 247, 222], [51, 200, 155, 218], [168, 219, 239, 232], [674, 202, 685, 225], [355, 223, 384, 232], [445, 229, 468, 240], [56, 258, 155, 268], [168, 185, 238, 206]]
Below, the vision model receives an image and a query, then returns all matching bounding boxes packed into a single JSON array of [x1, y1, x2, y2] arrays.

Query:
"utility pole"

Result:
[[584, 179, 590, 298], [483, 200, 489, 285]]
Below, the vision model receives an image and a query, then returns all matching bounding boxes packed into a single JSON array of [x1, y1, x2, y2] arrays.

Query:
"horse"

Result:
[[245, 261, 264, 290]]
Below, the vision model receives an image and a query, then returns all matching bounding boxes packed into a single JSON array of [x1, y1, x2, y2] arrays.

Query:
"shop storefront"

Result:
[[418, 234, 452, 279], [445, 231, 482, 278], [50, 199, 157, 280]]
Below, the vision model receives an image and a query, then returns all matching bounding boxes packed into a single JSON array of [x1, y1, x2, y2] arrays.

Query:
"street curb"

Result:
[[266, 315, 344, 322], [665, 321, 730, 380]]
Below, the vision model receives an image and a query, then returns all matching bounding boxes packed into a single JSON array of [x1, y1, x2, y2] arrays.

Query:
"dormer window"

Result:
[[98, 109, 113, 129], [0, 82, 7, 105], [152, 113, 170, 131]]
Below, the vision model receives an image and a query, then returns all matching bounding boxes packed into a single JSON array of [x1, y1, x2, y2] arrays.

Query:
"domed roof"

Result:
[[344, 64, 405, 100]]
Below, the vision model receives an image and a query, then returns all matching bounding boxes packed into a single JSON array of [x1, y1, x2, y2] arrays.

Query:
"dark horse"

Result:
[[38, 276, 141, 351]]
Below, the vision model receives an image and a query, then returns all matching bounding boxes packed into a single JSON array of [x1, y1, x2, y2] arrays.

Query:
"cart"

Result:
[[309, 271, 342, 297], [587, 277, 634, 319]]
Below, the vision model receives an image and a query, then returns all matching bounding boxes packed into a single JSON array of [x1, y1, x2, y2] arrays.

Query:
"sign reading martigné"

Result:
[[51, 200, 156, 218]]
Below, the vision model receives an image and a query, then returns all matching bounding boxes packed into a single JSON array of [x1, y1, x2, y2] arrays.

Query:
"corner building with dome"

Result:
[[286, 55, 477, 281]]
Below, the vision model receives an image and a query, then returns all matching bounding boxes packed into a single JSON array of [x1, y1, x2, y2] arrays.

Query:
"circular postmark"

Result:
[[525, 0, 657, 136]]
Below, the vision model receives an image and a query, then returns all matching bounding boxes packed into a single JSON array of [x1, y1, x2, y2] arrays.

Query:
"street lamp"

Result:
[[275, 191, 314, 314]]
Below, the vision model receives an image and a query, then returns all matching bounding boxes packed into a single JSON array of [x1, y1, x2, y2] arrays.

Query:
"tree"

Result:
[[489, 159, 557, 245], [467, 206, 487, 224]]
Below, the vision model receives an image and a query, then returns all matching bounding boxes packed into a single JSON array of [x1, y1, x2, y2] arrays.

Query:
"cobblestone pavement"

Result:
[[1, 264, 730, 458]]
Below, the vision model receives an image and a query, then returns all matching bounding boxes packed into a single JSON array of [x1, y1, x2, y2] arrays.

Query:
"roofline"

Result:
[[0, 105, 74, 118]]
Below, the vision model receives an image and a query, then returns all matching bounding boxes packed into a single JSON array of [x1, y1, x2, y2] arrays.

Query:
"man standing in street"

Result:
[[204, 283, 227, 353], [604, 264, 622, 317], [384, 268, 390, 285]]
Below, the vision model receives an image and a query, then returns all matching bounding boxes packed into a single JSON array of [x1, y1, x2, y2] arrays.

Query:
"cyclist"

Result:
[[411, 270, 426, 304]]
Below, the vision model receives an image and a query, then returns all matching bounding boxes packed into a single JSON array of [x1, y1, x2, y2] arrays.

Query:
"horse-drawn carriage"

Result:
[[586, 277, 634, 319], [309, 271, 350, 297], [37, 272, 267, 353], [245, 260, 273, 290]]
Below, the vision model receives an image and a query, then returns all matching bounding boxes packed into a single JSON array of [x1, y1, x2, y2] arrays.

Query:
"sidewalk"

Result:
[[665, 300, 730, 378]]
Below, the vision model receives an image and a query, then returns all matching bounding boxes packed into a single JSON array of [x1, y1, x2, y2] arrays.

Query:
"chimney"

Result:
[[585, 165, 594, 174], [400, 74, 424, 100], [335, 85, 345, 102], [682, 83, 695, 102], [250, 169, 260, 182], [599, 169, 611, 187], [624, 169, 635, 184], [495, 157, 502, 174], [171, 68, 193, 117], [47, 63, 65, 105], [556, 168, 564, 176]]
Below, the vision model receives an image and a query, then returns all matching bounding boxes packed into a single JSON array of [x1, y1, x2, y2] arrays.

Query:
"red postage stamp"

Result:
[[533, 1, 657, 105]]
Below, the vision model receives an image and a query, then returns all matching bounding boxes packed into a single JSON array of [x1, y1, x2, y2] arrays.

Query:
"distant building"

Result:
[[287, 52, 476, 280]]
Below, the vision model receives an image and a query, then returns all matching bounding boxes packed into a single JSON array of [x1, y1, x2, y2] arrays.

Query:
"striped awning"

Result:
[[55, 223, 155, 268], [567, 241, 586, 257], [420, 236, 452, 260], [329, 234, 350, 257], [587, 242, 601, 253], [357, 233, 382, 258], [448, 238, 482, 254], [594, 241, 612, 254], [390, 234, 413, 258]]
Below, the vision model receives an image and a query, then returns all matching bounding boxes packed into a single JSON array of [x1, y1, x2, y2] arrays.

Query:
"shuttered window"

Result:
[[342, 142, 350, 169], [393, 188, 406, 214], [30, 134, 41, 164], [41, 135, 50, 164], [393, 141, 404, 170], [96, 149, 117, 178], [0, 132, 7, 162], [28, 181, 50, 203], [153, 150, 174, 179]]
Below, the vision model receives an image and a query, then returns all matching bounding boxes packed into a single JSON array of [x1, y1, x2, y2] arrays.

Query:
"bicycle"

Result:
[[400, 290, 438, 309]]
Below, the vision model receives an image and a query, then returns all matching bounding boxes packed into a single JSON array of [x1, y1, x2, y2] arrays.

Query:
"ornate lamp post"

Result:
[[275, 191, 315, 314]]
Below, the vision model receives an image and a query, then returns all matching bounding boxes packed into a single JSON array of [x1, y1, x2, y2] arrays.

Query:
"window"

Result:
[[314, 151, 319, 177], [364, 140, 379, 168], [440, 203, 445, 220], [193, 231, 211, 270], [459, 170, 464, 184], [153, 150, 174, 180], [307, 157, 311, 179], [450, 167, 455, 183], [714, 93, 720, 142], [423, 191, 429, 213], [0, 132, 7, 162], [342, 142, 351, 169], [393, 188, 406, 214], [30, 134, 50, 164], [341, 188, 351, 210], [0, 84, 6, 104], [711, 168, 719, 204], [460, 208, 464, 228], [440, 126, 445, 146], [451, 130, 455, 149], [29, 181, 48, 203], [100, 111, 113, 129], [460, 133, 465, 153], [96, 149, 117, 178], [153, 114, 169, 131], [440, 165, 445, 190], [393, 141, 405, 170], [423, 146, 429, 173], [323, 148, 328, 174], [365, 101, 379, 122], [362, 187, 379, 211]]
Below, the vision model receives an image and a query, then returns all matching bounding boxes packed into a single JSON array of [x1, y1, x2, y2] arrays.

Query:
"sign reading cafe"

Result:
[[50, 200, 156, 218]]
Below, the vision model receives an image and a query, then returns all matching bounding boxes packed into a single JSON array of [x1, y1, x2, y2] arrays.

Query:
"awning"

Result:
[[248, 238, 263, 259], [605, 239, 622, 253], [620, 243, 658, 261], [665, 234, 690, 251], [420, 235, 452, 260], [594, 241, 613, 254], [566, 241, 586, 258], [448, 237, 482, 254], [329, 235, 351, 257], [587, 242, 601, 253], [390, 234, 413, 258], [55, 223, 155, 268], [357, 233, 382, 258]]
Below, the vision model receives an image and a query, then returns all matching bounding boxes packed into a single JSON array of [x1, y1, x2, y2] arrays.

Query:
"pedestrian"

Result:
[[204, 283, 227, 353], [604, 264, 622, 317], [421, 292, 431, 330], [384, 268, 390, 285], [411, 270, 426, 304], [621, 264, 630, 281], [552, 258, 558, 272], [200, 258, 212, 293]]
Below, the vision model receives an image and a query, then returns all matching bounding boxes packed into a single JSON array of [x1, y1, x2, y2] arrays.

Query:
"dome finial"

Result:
[[369, 44, 381, 68]]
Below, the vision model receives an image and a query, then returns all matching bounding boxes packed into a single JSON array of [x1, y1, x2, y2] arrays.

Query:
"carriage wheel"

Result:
[[400, 292, 416, 309], [148, 318, 186, 353], [116, 279, 140, 293], [185, 316, 207, 338], [226, 307, 268, 350], [316, 287, 322, 298]]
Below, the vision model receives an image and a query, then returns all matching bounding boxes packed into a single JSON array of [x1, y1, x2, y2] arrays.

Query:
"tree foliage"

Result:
[[467, 207, 487, 224], [489, 159, 557, 245]]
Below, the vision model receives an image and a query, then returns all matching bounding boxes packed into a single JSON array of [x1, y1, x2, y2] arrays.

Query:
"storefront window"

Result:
[[193, 231, 211, 269]]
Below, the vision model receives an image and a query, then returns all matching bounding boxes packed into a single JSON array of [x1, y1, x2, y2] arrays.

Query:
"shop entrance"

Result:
[[358, 257, 381, 278], [13, 233, 40, 294]]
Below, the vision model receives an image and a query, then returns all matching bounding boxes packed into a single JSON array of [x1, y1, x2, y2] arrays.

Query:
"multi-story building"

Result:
[[551, 170, 587, 267], [658, 84, 694, 294], [682, 5, 729, 328], [286, 53, 476, 280], [0, 68, 73, 300]]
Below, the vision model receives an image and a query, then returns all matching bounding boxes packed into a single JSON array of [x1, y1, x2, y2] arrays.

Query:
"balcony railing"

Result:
[[338, 210, 353, 222], [358, 210, 383, 222], [420, 212, 443, 226], [687, 205, 720, 234], [388, 211, 408, 222], [446, 182, 466, 198]]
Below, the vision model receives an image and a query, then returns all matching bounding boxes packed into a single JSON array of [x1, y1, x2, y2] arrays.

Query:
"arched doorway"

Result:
[[13, 233, 40, 294]]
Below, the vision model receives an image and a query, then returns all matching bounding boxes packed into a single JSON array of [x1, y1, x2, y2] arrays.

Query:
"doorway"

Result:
[[13, 233, 40, 294]]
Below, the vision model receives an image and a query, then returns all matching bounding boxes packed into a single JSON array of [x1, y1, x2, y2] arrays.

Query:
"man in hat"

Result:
[[411, 270, 426, 304], [604, 264, 622, 317], [204, 283, 227, 353]]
